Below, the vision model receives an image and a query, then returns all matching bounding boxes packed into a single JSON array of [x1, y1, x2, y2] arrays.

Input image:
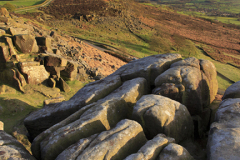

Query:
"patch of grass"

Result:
[[0, 0, 45, 8]]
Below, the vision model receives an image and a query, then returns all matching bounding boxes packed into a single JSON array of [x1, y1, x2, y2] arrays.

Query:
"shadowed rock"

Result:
[[0, 130, 36, 160], [154, 57, 218, 115]]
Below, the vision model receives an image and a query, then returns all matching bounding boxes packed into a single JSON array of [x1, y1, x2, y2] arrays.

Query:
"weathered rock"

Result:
[[207, 124, 240, 160], [71, 119, 147, 160], [60, 61, 78, 81], [199, 59, 218, 103], [44, 96, 65, 105], [18, 62, 49, 85], [39, 98, 128, 160], [5, 37, 17, 56], [8, 27, 29, 36], [14, 34, 39, 53], [44, 55, 67, 76], [102, 77, 148, 116], [207, 98, 240, 160], [0, 68, 24, 92], [154, 57, 217, 115], [0, 8, 9, 17], [158, 143, 194, 160], [0, 121, 3, 130], [24, 75, 122, 139], [55, 134, 98, 160], [124, 134, 175, 160], [0, 130, 36, 160], [59, 77, 71, 92], [222, 81, 240, 100], [0, 44, 10, 63], [44, 55, 68, 67], [36, 37, 52, 52], [132, 94, 193, 142], [31, 77, 147, 159], [112, 53, 182, 85], [0, 29, 5, 36]]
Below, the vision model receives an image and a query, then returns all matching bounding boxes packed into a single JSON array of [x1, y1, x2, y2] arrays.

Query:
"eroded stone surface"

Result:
[[24, 75, 122, 139], [158, 143, 194, 160], [132, 94, 193, 142], [222, 81, 240, 100]]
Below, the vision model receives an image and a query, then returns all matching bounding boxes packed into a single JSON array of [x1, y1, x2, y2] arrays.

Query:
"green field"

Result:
[[0, 0, 44, 8]]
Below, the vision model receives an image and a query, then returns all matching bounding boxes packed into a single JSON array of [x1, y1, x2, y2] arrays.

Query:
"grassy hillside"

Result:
[[149, 0, 240, 26], [0, 0, 44, 8]]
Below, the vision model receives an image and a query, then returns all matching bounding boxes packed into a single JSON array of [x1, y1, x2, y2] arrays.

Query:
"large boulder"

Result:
[[112, 53, 182, 85], [222, 81, 240, 100], [56, 119, 147, 160], [24, 75, 122, 139], [124, 134, 175, 160], [132, 94, 193, 143], [14, 34, 39, 53], [207, 98, 240, 160], [0, 130, 36, 160], [154, 57, 218, 115], [18, 61, 49, 85], [0, 8, 9, 17], [158, 143, 194, 160]]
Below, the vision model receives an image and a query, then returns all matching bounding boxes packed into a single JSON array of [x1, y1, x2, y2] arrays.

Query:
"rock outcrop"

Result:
[[22, 53, 219, 160], [207, 81, 240, 159]]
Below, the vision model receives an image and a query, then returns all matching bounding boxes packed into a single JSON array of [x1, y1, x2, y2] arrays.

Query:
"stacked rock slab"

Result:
[[55, 119, 147, 160], [207, 81, 240, 160], [25, 53, 181, 139], [31, 77, 148, 159], [0, 130, 36, 160], [154, 57, 218, 115]]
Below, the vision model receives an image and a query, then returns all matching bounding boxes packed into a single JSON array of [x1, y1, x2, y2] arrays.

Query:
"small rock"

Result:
[[59, 77, 71, 92], [0, 121, 3, 130], [44, 96, 65, 105]]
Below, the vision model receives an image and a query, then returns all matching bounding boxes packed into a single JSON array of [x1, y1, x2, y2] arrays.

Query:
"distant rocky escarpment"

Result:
[[0, 8, 125, 95], [20, 53, 219, 160]]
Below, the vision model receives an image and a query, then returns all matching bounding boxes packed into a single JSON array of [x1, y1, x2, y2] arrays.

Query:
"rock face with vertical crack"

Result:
[[132, 94, 193, 142], [207, 98, 240, 160], [154, 57, 218, 115]]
